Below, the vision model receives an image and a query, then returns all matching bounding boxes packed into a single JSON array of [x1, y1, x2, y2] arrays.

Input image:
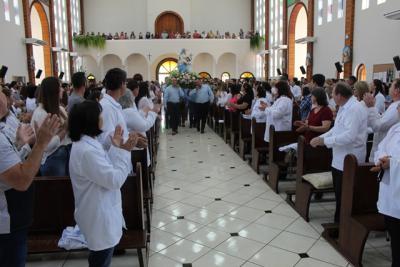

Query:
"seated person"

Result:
[[193, 30, 201, 39], [138, 32, 143, 39], [294, 87, 333, 144], [113, 32, 119, 40], [145, 32, 151, 39]]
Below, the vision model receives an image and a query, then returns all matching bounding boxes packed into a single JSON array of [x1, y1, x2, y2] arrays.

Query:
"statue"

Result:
[[178, 48, 193, 73]]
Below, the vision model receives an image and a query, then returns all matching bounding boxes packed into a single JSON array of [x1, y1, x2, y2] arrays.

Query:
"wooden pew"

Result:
[[28, 163, 149, 267], [239, 115, 252, 160], [230, 111, 240, 151], [251, 118, 268, 174], [223, 109, 231, 143], [286, 136, 333, 221], [322, 154, 385, 267], [265, 125, 299, 193], [131, 149, 152, 233], [215, 106, 225, 136]]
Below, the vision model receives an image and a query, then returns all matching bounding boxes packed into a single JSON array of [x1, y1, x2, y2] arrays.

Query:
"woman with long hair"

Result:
[[31, 77, 70, 176]]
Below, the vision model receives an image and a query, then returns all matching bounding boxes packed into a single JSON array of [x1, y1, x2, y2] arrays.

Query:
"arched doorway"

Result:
[[356, 64, 367, 81], [288, 3, 308, 79], [30, 1, 52, 84], [155, 11, 184, 36], [156, 58, 178, 83]]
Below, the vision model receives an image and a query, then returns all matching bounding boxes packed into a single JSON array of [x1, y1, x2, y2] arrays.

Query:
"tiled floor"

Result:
[[27, 126, 392, 267]]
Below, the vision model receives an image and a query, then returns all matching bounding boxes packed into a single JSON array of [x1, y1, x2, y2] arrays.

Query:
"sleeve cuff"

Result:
[[323, 136, 334, 148]]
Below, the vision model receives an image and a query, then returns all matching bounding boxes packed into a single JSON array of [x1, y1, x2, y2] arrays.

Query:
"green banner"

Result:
[[288, 0, 297, 6]]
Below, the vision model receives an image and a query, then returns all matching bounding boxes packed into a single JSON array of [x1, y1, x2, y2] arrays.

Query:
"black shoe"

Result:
[[201, 130, 205, 134], [197, 128, 200, 132]]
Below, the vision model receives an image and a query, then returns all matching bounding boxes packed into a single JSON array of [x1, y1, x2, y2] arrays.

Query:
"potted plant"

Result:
[[73, 34, 106, 49]]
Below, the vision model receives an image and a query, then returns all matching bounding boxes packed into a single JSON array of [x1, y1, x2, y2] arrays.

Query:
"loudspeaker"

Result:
[[335, 62, 343, 73], [277, 68, 282, 76], [393, 56, 400, 71], [300, 66, 306, 75], [0, 65, 8, 79], [35, 69, 42, 79], [59, 72, 64, 80]]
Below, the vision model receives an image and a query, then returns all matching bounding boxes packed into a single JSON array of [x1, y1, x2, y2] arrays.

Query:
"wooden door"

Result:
[[155, 12, 184, 35]]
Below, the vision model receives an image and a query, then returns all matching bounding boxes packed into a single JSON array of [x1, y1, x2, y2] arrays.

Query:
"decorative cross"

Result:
[[147, 53, 152, 61]]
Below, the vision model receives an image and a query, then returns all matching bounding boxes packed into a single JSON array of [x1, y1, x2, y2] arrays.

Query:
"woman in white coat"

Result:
[[258, 81, 293, 142], [68, 101, 138, 267]]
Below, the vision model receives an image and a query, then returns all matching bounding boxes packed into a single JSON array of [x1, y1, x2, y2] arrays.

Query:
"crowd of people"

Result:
[[0, 68, 399, 266], [75, 29, 257, 40]]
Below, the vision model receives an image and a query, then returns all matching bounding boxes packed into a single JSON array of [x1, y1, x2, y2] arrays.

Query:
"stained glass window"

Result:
[[157, 59, 178, 83]]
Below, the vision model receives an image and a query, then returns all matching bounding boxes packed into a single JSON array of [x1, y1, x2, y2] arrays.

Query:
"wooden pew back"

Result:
[[251, 118, 267, 149], [268, 125, 299, 166], [239, 116, 252, 140]]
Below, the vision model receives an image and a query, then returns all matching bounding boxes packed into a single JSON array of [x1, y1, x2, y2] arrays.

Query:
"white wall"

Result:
[[192, 53, 214, 76], [0, 0, 28, 82], [313, 0, 345, 78], [84, 0, 251, 34], [83, 0, 147, 34], [353, 0, 400, 80]]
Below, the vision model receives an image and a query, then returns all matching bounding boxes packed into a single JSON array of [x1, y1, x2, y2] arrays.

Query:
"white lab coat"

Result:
[[320, 96, 368, 171], [374, 122, 400, 219], [291, 85, 302, 100], [251, 98, 268, 123], [375, 92, 386, 115], [69, 135, 131, 251], [263, 96, 293, 142], [367, 100, 400, 162]]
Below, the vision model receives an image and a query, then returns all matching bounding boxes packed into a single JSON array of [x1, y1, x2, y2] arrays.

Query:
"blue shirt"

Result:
[[190, 84, 214, 104], [164, 85, 184, 104], [299, 94, 312, 121]]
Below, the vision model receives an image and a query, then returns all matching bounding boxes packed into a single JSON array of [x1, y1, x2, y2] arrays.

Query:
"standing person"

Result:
[[180, 88, 189, 127], [311, 82, 368, 223], [188, 87, 196, 128], [67, 72, 87, 113], [0, 89, 61, 267], [370, 79, 386, 114], [68, 101, 137, 267], [372, 104, 400, 267], [163, 78, 184, 135], [190, 79, 214, 133]]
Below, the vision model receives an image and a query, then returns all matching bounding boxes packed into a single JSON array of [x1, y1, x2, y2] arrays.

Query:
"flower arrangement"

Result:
[[249, 32, 265, 50], [73, 35, 106, 49], [166, 70, 199, 89]]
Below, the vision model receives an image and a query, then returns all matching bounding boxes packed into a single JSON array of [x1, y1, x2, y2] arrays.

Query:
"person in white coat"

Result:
[[372, 103, 400, 267], [311, 82, 368, 223], [68, 101, 138, 267], [363, 79, 400, 162], [258, 81, 293, 142], [370, 79, 386, 114]]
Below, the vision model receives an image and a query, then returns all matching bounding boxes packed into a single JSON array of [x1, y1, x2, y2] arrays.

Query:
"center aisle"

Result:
[[149, 126, 348, 267]]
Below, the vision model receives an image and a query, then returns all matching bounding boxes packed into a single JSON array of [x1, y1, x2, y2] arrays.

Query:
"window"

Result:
[[3, 0, 10, 21], [240, 72, 255, 79], [199, 72, 212, 79], [327, 0, 333, 22], [338, 0, 344, 18], [157, 59, 178, 83], [317, 0, 323, 25], [269, 0, 284, 77], [53, 0, 70, 81], [377, 0, 386, 4], [12, 0, 19, 24], [362, 0, 369, 10], [221, 72, 230, 82]]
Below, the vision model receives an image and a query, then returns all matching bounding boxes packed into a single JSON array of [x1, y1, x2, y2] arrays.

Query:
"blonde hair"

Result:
[[354, 81, 369, 101]]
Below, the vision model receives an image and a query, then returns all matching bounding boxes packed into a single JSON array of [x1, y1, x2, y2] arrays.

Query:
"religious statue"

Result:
[[178, 48, 193, 73]]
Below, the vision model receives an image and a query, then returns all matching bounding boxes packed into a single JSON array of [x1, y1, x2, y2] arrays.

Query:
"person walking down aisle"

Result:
[[190, 80, 214, 133], [164, 78, 184, 135]]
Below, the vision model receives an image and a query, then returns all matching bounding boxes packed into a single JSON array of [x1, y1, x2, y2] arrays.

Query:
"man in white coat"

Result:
[[311, 82, 368, 223]]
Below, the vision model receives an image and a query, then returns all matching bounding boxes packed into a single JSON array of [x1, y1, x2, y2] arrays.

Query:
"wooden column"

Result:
[[282, 0, 288, 75], [66, 0, 74, 77], [22, 0, 34, 83], [265, 0, 270, 79], [49, 0, 58, 76], [307, 0, 315, 81], [251, 0, 255, 32], [343, 0, 355, 78]]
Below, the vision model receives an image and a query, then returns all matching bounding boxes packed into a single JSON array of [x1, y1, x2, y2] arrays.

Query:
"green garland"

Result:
[[73, 35, 106, 49], [250, 34, 265, 50]]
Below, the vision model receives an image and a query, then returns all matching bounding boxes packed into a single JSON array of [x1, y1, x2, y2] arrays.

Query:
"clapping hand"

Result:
[[16, 124, 36, 147], [370, 156, 391, 172], [136, 133, 148, 148], [111, 125, 124, 147], [34, 115, 61, 148], [363, 93, 375, 108]]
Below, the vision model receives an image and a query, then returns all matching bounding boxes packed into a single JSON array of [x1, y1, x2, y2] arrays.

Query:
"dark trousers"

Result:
[[180, 102, 188, 126], [195, 102, 210, 131], [89, 247, 114, 267], [188, 101, 196, 127], [384, 215, 400, 267], [164, 107, 170, 129], [167, 102, 180, 132], [332, 167, 343, 223], [0, 229, 28, 267]]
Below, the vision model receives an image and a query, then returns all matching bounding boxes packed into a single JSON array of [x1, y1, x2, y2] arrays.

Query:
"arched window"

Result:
[[240, 72, 255, 79], [199, 72, 212, 79], [156, 58, 178, 83], [221, 72, 230, 82], [356, 64, 367, 81]]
